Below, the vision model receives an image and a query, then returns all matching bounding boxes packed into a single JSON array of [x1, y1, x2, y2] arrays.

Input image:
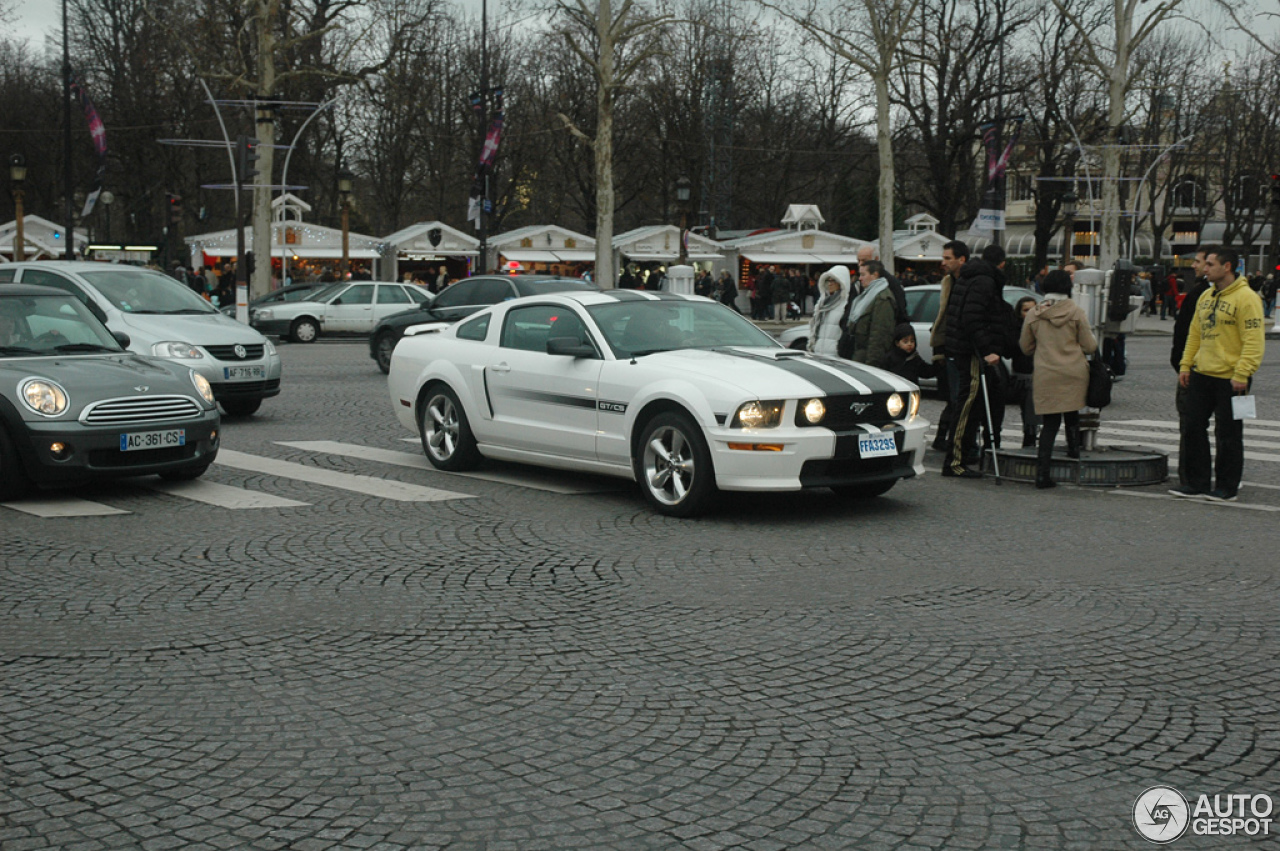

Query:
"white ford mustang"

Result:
[[388, 290, 927, 516]]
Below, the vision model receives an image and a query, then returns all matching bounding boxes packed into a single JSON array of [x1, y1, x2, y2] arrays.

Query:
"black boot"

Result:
[[1066, 426, 1081, 459], [1036, 434, 1057, 489], [1022, 428, 1037, 449]]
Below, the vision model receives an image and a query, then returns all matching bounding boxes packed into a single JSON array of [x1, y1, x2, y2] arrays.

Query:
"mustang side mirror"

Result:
[[110, 330, 131, 349], [546, 336, 595, 358]]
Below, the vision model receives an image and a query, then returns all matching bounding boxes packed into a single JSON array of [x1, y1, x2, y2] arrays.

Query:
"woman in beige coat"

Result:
[[1020, 269, 1098, 488]]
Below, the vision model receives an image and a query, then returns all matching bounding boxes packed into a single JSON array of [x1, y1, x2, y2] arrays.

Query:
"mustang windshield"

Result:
[[0, 295, 124, 357], [588, 300, 780, 358], [80, 268, 218, 314]]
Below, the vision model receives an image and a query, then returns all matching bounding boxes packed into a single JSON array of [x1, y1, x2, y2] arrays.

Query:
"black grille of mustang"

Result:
[[81, 396, 203, 426], [798, 393, 898, 429], [203, 344, 265, 361]]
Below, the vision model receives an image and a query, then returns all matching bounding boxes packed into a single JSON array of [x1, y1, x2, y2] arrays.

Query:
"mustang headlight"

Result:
[[153, 341, 203, 359], [803, 398, 825, 424], [732, 400, 785, 429], [190, 370, 215, 405], [886, 393, 905, 418], [20, 379, 69, 416], [908, 391, 920, 420]]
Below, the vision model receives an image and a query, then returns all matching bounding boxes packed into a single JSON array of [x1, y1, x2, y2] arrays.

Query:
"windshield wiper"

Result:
[[0, 345, 39, 355], [52, 343, 119, 353], [155, 308, 211, 315]]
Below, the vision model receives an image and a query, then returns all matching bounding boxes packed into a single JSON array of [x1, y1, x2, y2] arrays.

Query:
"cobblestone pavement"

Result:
[[2, 336, 1278, 850]]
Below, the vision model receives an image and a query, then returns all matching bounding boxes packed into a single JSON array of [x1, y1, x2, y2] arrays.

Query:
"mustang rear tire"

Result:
[[290, 317, 319, 343], [0, 425, 31, 501], [831, 479, 897, 500], [635, 411, 715, 517], [419, 385, 481, 471]]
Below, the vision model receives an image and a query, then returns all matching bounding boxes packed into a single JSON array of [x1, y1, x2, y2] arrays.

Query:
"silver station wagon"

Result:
[[0, 262, 282, 417]]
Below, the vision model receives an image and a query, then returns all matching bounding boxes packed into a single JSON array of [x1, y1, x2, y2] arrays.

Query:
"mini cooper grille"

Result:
[[203, 344, 265, 361], [81, 396, 203, 426]]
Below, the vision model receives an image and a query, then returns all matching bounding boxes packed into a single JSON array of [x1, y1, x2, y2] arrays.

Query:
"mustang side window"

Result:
[[501, 305, 589, 353], [456, 313, 490, 341]]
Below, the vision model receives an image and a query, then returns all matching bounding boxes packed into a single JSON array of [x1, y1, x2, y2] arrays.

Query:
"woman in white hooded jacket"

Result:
[[806, 265, 852, 356]]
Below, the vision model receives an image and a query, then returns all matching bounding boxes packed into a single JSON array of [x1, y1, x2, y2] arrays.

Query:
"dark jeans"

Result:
[[1182, 371, 1248, 495], [934, 356, 955, 445], [1175, 380, 1191, 487], [1103, 334, 1127, 376]]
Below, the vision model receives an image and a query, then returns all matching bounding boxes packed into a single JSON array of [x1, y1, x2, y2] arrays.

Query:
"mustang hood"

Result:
[[116, 311, 268, 345], [639, 347, 917, 396]]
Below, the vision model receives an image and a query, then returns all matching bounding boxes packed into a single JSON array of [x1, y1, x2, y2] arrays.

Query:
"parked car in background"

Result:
[[388, 290, 925, 517], [0, 261, 282, 417], [0, 284, 221, 500], [778, 284, 1038, 386], [219, 281, 330, 318], [369, 275, 596, 373], [250, 281, 433, 343]]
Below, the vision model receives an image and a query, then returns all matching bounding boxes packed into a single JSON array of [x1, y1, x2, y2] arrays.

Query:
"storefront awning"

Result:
[[742, 252, 856, 264], [553, 249, 596, 262], [809, 254, 861, 264], [499, 249, 561, 263], [201, 246, 382, 259], [623, 252, 677, 262]]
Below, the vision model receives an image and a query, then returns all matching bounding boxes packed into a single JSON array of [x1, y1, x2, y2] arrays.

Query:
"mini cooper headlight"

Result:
[[732, 400, 784, 429], [909, 391, 920, 420], [20, 379, 69, 416], [153, 341, 203, 359], [803, 398, 825, 424], [886, 393, 905, 418], [190, 370, 215, 405]]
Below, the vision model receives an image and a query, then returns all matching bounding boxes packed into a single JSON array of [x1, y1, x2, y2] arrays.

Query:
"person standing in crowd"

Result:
[[717, 271, 739, 312], [1172, 246, 1266, 502], [1161, 270, 1180, 320], [856, 245, 909, 323], [752, 266, 774, 320], [1170, 249, 1211, 489], [1019, 271, 1096, 488], [618, 266, 638, 289], [648, 266, 666, 291], [886, 324, 938, 383], [772, 267, 792, 321], [838, 260, 898, 369], [1011, 296, 1040, 448], [930, 240, 968, 452], [1262, 273, 1275, 319], [434, 265, 448, 293], [943, 244, 1011, 479], [806, 266, 852, 357]]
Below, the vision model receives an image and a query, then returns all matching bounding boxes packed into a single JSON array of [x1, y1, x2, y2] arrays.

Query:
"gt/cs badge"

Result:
[[598, 401, 627, 413]]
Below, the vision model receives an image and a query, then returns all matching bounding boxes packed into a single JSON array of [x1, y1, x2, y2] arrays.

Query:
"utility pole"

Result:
[[61, 0, 74, 259], [477, 0, 489, 275]]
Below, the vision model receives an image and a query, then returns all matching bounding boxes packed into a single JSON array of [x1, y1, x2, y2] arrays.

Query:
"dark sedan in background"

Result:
[[369, 275, 596, 372]]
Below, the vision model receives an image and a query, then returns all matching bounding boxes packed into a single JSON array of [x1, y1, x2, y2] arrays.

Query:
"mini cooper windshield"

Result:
[[587, 300, 779, 358], [0, 295, 124, 356], [79, 268, 218, 315]]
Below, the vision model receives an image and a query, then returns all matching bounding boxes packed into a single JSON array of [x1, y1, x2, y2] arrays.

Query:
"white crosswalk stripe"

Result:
[[278, 440, 623, 495], [0, 496, 131, 518], [141, 478, 310, 509], [214, 449, 472, 502]]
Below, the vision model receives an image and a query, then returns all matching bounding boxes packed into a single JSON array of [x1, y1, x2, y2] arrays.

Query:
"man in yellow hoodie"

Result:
[[1172, 246, 1266, 502]]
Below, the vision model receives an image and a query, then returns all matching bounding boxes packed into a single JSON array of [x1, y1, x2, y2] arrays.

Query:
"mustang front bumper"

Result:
[[707, 418, 928, 491]]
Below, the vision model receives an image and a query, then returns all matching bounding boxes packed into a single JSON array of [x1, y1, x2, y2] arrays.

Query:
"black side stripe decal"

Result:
[[710, 348, 857, 396], [499, 388, 597, 409]]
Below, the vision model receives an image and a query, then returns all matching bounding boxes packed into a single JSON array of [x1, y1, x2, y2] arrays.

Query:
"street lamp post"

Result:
[[99, 190, 114, 244], [676, 175, 691, 265], [338, 170, 353, 278], [9, 155, 26, 262], [1060, 191, 1077, 267]]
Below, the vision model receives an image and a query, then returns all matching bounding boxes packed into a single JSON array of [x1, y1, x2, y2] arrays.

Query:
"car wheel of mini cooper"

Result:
[[159, 464, 210, 482], [830, 480, 897, 500], [290, 317, 319, 343], [220, 398, 262, 417], [375, 334, 396, 374], [0, 426, 31, 501], [419, 385, 481, 471], [635, 411, 715, 517]]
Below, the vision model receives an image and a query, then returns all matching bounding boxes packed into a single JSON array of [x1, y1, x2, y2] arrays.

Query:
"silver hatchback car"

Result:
[[0, 262, 282, 416]]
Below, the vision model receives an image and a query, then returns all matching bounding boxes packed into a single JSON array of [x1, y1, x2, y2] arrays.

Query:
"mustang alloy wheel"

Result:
[[636, 411, 715, 517], [418, 385, 481, 471]]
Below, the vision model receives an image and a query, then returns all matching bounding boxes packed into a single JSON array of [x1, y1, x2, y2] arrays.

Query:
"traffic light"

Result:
[[1270, 173, 1280, 207], [236, 135, 260, 187], [166, 193, 182, 225]]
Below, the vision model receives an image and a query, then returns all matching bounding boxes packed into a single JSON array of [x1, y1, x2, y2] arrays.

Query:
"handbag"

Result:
[[1086, 356, 1112, 408]]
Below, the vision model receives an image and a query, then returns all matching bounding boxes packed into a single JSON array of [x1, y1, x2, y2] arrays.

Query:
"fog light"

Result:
[[49, 442, 71, 460], [210, 430, 218, 443]]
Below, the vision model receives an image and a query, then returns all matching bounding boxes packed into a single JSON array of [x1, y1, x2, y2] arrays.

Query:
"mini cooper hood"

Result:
[[1, 353, 194, 397], [636, 347, 913, 397], [115, 310, 268, 345]]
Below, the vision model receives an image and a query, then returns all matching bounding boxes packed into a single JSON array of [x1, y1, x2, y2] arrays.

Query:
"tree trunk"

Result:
[[251, 0, 278, 300], [1100, 4, 1130, 270], [593, 0, 615, 288], [874, 71, 895, 274]]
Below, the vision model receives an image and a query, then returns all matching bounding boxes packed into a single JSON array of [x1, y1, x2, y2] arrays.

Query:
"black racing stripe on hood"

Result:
[[711, 348, 861, 396], [806, 354, 901, 394]]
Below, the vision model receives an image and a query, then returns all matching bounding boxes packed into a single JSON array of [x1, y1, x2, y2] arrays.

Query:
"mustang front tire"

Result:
[[635, 411, 715, 517], [419, 385, 481, 471]]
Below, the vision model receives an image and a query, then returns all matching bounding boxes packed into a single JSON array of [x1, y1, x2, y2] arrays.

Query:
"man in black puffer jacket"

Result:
[[942, 243, 1010, 478]]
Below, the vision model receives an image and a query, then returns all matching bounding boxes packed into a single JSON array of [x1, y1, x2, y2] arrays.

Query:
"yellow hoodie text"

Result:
[[1179, 276, 1265, 383]]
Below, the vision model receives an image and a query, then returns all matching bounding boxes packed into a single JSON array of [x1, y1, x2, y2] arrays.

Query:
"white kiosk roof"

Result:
[[614, 225, 724, 262], [492, 224, 596, 263], [0, 215, 89, 259], [383, 221, 480, 257], [725, 228, 868, 265], [186, 222, 387, 259]]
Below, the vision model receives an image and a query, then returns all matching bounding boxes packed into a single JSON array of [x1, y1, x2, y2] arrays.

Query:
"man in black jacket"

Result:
[[1171, 248, 1211, 488], [942, 243, 1010, 478]]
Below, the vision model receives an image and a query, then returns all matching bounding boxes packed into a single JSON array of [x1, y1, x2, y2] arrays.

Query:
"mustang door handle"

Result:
[[491, 363, 511, 373]]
